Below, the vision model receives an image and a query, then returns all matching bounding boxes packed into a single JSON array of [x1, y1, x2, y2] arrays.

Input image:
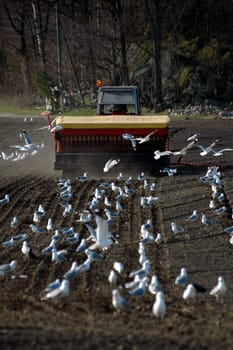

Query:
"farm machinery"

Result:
[[49, 85, 170, 178]]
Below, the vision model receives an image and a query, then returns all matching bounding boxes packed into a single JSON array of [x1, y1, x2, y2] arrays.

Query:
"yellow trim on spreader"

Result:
[[56, 115, 170, 129]]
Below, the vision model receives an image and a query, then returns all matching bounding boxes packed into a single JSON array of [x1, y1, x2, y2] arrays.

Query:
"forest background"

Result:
[[0, 0, 233, 112]]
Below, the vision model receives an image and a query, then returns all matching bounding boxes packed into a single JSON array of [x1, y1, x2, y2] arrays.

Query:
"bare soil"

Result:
[[0, 115, 233, 349]]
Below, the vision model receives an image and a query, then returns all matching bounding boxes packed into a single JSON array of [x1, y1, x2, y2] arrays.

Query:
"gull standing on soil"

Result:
[[152, 291, 166, 320], [185, 210, 198, 222], [75, 210, 92, 223], [42, 279, 70, 300], [112, 289, 131, 312], [171, 222, 185, 234], [209, 276, 227, 299], [148, 275, 161, 295], [76, 172, 88, 182], [108, 269, 118, 285], [103, 159, 120, 172], [113, 261, 124, 274], [63, 261, 78, 279], [45, 278, 61, 292], [74, 237, 86, 252], [10, 216, 19, 229], [175, 267, 188, 286], [30, 224, 47, 234], [183, 283, 197, 300], [0, 194, 10, 204], [0, 260, 17, 277], [161, 167, 177, 176], [201, 214, 215, 226], [21, 240, 36, 259], [154, 232, 163, 245]]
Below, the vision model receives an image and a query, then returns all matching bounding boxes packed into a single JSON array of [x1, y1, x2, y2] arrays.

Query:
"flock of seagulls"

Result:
[[0, 161, 231, 320], [0, 118, 232, 323], [0, 128, 44, 162]]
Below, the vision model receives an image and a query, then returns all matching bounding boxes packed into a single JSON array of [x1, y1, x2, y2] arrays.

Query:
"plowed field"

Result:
[[0, 115, 233, 349]]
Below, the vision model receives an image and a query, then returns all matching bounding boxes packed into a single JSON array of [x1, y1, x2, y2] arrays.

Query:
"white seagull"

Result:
[[42, 279, 70, 300], [183, 283, 197, 300], [135, 130, 156, 144], [152, 291, 166, 320], [88, 214, 114, 251], [209, 276, 227, 299], [112, 289, 131, 312], [103, 159, 120, 172], [154, 150, 173, 160], [171, 222, 185, 234], [122, 133, 137, 150], [196, 140, 219, 156], [175, 267, 188, 286]]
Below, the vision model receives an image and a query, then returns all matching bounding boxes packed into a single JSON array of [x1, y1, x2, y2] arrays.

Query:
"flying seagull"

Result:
[[103, 159, 120, 172]]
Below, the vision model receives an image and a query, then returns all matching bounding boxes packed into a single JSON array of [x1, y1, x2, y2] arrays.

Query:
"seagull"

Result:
[[88, 214, 114, 251], [187, 133, 200, 142], [185, 210, 198, 221], [161, 167, 177, 176], [30, 224, 47, 234], [103, 159, 120, 172], [77, 172, 88, 182], [152, 291, 166, 320], [45, 278, 61, 292], [171, 222, 185, 234], [10, 216, 19, 228], [46, 218, 54, 231], [40, 238, 57, 254], [12, 233, 28, 242], [42, 279, 70, 300], [51, 248, 68, 263], [175, 267, 188, 286], [0, 260, 17, 276], [128, 278, 148, 296], [64, 232, 80, 244], [11, 130, 43, 152], [75, 210, 92, 223], [113, 261, 124, 274], [1, 237, 15, 247], [63, 261, 78, 279], [135, 130, 156, 144], [201, 214, 214, 226], [108, 270, 118, 285], [155, 232, 163, 245], [104, 196, 112, 207], [209, 276, 227, 299], [148, 275, 161, 295], [0, 194, 10, 204], [129, 260, 151, 279], [122, 133, 137, 150], [211, 147, 233, 157], [173, 140, 196, 159], [21, 240, 36, 259], [112, 289, 131, 312], [183, 283, 197, 300], [76, 238, 87, 253], [215, 206, 227, 215], [154, 150, 172, 160], [196, 140, 219, 156]]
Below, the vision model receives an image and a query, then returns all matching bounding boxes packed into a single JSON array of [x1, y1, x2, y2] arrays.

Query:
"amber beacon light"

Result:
[[96, 80, 103, 87]]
